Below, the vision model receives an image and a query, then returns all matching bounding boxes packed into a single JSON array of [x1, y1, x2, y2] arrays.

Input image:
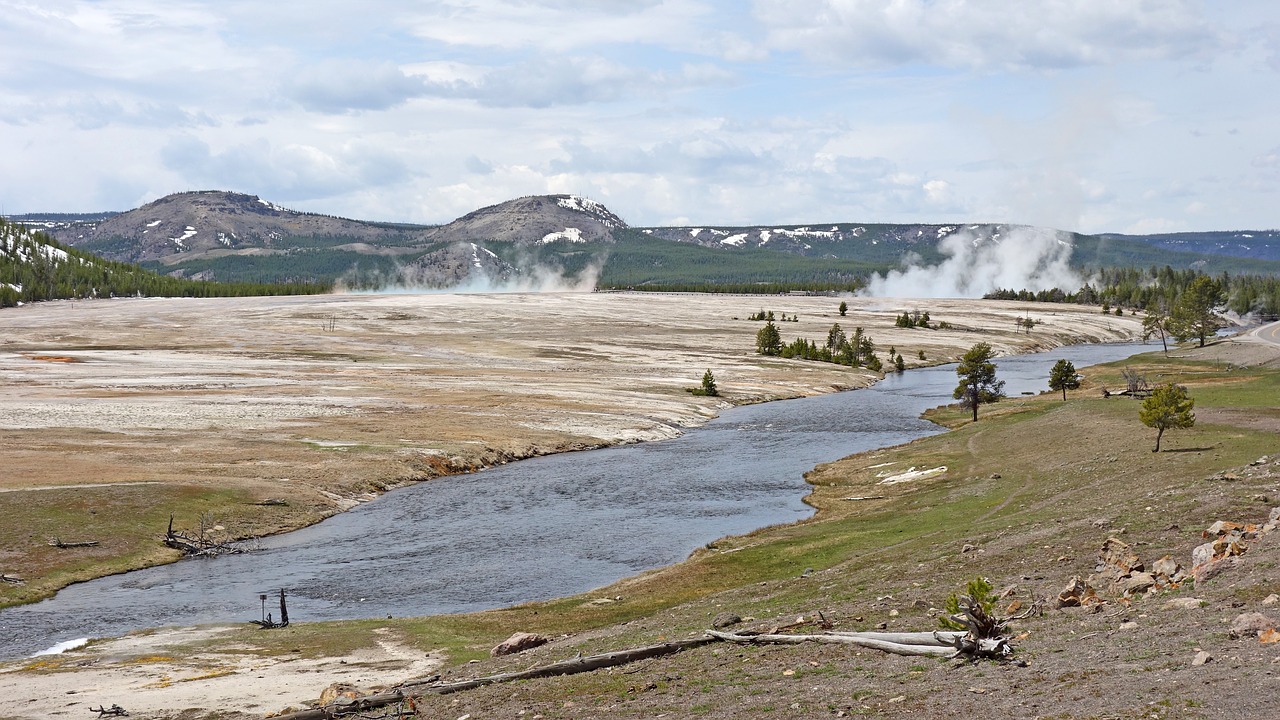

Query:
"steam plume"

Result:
[[862, 226, 1083, 298], [344, 257, 604, 295]]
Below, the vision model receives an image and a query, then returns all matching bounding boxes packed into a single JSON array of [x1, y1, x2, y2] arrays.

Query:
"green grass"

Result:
[[0, 484, 257, 608]]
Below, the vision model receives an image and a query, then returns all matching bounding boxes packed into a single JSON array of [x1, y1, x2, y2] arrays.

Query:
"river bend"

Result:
[[0, 341, 1152, 659]]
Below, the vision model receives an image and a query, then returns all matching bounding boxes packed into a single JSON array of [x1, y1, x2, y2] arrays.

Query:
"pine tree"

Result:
[[1140, 384, 1195, 452], [1048, 359, 1081, 400], [953, 342, 1005, 421], [700, 369, 718, 397]]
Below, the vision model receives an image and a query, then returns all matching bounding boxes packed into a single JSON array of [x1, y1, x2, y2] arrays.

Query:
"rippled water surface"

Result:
[[0, 341, 1152, 658]]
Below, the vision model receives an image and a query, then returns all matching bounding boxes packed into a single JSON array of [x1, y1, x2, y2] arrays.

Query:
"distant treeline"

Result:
[[0, 218, 329, 308], [985, 266, 1280, 317]]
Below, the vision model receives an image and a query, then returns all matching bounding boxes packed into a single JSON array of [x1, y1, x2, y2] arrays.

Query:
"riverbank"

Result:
[[0, 293, 1142, 610], [3, 335, 1276, 719]]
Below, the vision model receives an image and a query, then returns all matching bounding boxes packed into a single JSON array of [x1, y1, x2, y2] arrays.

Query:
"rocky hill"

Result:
[[33, 191, 428, 264], [428, 194, 627, 246], [14, 192, 627, 287]]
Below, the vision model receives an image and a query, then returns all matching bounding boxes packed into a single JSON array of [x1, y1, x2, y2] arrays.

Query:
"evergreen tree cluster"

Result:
[[985, 266, 1280, 318], [894, 310, 932, 328], [756, 320, 884, 371], [0, 218, 328, 308]]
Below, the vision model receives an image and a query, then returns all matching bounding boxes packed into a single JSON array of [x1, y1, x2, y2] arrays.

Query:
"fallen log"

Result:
[[50, 538, 100, 548], [826, 630, 966, 646], [0, 574, 24, 585], [706, 630, 956, 657], [270, 637, 717, 720]]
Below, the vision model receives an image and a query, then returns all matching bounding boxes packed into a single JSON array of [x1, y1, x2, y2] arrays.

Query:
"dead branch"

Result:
[[49, 538, 100, 548], [88, 704, 128, 717], [164, 514, 243, 557], [0, 573, 24, 585]]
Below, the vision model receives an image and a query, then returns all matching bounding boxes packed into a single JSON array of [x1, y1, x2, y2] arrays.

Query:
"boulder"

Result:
[[1204, 520, 1243, 537], [1151, 555, 1181, 580], [712, 612, 742, 629], [1192, 650, 1212, 666], [1193, 556, 1241, 585], [1164, 597, 1205, 610], [1096, 537, 1143, 574], [1057, 577, 1084, 607], [1229, 612, 1277, 640], [1123, 572, 1156, 595], [491, 631, 551, 657], [318, 683, 360, 706], [1191, 542, 1216, 568]]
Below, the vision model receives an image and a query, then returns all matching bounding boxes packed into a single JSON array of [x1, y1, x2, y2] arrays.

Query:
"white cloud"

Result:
[[0, 0, 1276, 237], [409, 56, 733, 108], [754, 0, 1228, 70], [286, 60, 429, 113]]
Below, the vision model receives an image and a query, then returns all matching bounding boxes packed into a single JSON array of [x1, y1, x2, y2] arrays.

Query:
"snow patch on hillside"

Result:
[[540, 227, 584, 244], [722, 233, 748, 246], [171, 226, 197, 248], [556, 196, 621, 228], [258, 199, 292, 213]]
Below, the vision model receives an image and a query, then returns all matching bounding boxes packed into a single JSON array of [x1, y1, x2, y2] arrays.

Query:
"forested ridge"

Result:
[[1, 218, 328, 308]]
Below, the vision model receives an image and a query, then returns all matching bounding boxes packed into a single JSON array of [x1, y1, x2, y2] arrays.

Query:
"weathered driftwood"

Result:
[[269, 637, 716, 720], [706, 630, 956, 657], [0, 573, 24, 584], [941, 593, 1017, 659], [164, 515, 242, 557], [49, 538, 100, 548], [827, 630, 966, 646], [89, 704, 128, 717]]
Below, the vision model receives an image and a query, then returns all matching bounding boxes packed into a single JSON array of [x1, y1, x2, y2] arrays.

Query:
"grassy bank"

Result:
[[88, 341, 1276, 718]]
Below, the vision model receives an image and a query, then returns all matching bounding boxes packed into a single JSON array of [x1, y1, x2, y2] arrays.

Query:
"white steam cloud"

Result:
[[345, 257, 604, 295], [862, 227, 1083, 298]]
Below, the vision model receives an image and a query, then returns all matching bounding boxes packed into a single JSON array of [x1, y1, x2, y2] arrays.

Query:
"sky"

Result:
[[1, 1, 1277, 234]]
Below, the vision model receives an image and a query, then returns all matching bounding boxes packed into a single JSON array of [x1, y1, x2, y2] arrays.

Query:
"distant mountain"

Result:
[[14, 191, 628, 287], [0, 217, 324, 307], [1098, 230, 1280, 262], [11, 190, 1280, 289], [28, 190, 430, 264]]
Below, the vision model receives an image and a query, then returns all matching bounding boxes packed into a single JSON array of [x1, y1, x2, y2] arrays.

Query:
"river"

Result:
[[0, 340, 1153, 659]]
